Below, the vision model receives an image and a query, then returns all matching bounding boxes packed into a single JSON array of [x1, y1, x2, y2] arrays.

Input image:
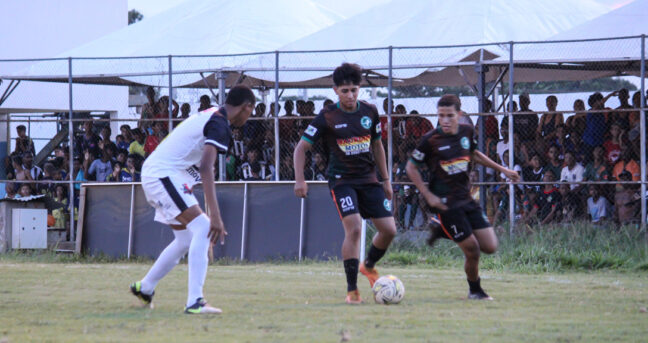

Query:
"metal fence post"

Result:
[[218, 70, 226, 181], [387, 46, 393, 183], [67, 57, 75, 243], [274, 51, 280, 181], [640, 34, 646, 233], [476, 57, 486, 210], [508, 42, 515, 237], [168, 55, 173, 132]]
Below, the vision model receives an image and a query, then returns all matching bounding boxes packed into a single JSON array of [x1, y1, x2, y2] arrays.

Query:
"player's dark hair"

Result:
[[16, 125, 26, 131], [437, 94, 461, 111], [333, 63, 362, 86], [225, 85, 256, 107]]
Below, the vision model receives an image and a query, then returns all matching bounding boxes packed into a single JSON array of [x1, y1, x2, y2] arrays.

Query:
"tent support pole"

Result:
[[508, 42, 515, 237], [476, 53, 487, 210], [168, 55, 173, 132], [387, 46, 393, 183], [68, 58, 76, 243], [274, 51, 280, 181], [639, 34, 646, 234], [200, 72, 220, 101]]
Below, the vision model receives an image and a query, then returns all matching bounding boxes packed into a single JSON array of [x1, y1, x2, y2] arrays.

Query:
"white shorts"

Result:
[[142, 172, 200, 225]]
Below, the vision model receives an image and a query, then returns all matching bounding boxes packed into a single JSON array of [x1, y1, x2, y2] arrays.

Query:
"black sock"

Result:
[[343, 259, 359, 292], [365, 244, 387, 269], [467, 278, 483, 293]]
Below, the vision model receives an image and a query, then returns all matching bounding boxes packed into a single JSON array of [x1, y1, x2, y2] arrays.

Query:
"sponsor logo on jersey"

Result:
[[185, 166, 201, 182], [376, 122, 381, 134], [438, 145, 450, 151], [336, 135, 371, 155], [460, 137, 470, 150], [182, 183, 193, 194], [440, 156, 470, 175], [360, 116, 372, 129], [335, 123, 348, 129], [412, 149, 425, 161], [305, 125, 317, 136], [383, 199, 392, 211]]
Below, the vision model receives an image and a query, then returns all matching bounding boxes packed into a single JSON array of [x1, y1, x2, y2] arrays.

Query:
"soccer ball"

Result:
[[372, 275, 405, 304]]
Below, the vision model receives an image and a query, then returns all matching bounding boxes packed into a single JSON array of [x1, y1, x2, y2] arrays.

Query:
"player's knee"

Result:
[[382, 226, 396, 240], [481, 242, 498, 254], [463, 243, 481, 260], [345, 226, 362, 241]]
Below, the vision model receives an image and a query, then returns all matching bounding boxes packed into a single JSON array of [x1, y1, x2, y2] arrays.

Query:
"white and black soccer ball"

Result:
[[372, 275, 405, 304]]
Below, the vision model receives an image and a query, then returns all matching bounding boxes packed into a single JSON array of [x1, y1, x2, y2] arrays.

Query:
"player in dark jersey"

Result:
[[293, 63, 397, 304], [406, 94, 519, 300]]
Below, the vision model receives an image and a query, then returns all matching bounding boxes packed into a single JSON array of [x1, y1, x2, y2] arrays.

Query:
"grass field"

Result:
[[1, 261, 647, 343]]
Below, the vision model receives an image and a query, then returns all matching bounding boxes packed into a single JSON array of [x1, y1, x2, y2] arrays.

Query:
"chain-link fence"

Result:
[[1, 35, 646, 245]]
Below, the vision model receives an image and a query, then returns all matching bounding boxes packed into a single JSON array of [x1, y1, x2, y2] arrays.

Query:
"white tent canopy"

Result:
[[487, 0, 648, 82], [5, 0, 364, 86], [245, 0, 609, 85]]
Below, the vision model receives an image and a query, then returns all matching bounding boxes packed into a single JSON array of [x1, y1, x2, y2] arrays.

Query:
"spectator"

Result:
[[4, 182, 17, 199], [16, 183, 33, 198], [583, 146, 610, 181], [545, 145, 563, 182], [279, 100, 297, 143], [14, 125, 35, 155], [86, 144, 114, 182], [379, 98, 394, 140], [558, 182, 582, 223], [476, 99, 498, 140], [405, 110, 434, 142], [51, 184, 68, 228], [582, 91, 616, 164], [21, 152, 43, 181], [586, 185, 609, 225], [312, 151, 327, 181], [198, 94, 212, 112], [322, 98, 334, 111], [456, 97, 474, 128], [128, 128, 146, 158], [603, 121, 623, 166], [515, 92, 538, 144], [140, 86, 157, 132], [120, 124, 134, 144], [240, 149, 269, 180], [155, 96, 178, 132], [614, 170, 640, 225], [550, 124, 568, 159], [496, 123, 510, 165], [100, 126, 112, 146], [522, 153, 544, 190], [243, 103, 266, 152], [279, 155, 295, 180], [612, 147, 640, 181], [11, 155, 31, 184], [120, 155, 141, 182], [115, 149, 128, 166], [180, 103, 191, 119], [537, 95, 563, 142], [38, 162, 56, 195], [77, 121, 100, 157], [268, 102, 281, 117], [247, 161, 263, 181], [611, 88, 631, 128], [529, 169, 561, 225], [115, 134, 129, 151], [106, 162, 122, 182], [72, 156, 86, 190], [144, 121, 163, 157], [521, 188, 537, 224], [560, 151, 584, 191], [500, 150, 522, 183]]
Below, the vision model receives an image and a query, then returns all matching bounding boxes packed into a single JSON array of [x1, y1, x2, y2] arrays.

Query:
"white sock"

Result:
[[186, 214, 211, 307], [140, 228, 192, 295]]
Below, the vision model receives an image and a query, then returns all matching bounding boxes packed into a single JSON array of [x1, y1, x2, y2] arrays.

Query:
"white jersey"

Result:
[[142, 107, 231, 180]]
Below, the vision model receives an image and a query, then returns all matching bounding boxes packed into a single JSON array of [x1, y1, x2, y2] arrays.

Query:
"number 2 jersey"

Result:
[[410, 124, 477, 209], [301, 101, 381, 187], [142, 107, 231, 183]]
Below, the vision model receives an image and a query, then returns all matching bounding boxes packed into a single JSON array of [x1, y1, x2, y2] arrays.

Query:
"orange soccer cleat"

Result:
[[359, 262, 380, 288], [345, 289, 363, 305]]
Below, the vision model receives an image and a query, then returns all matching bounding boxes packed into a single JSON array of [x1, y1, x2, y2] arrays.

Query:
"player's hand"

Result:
[[294, 180, 308, 198], [382, 180, 393, 201], [422, 191, 448, 211], [502, 168, 520, 182], [208, 217, 227, 245]]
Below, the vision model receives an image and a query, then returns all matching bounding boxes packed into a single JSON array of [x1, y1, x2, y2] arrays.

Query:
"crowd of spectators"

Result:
[[3, 86, 646, 231]]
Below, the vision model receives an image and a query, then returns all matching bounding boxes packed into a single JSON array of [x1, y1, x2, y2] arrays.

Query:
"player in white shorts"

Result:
[[130, 85, 255, 314]]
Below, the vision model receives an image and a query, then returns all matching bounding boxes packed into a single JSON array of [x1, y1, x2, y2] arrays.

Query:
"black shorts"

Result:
[[434, 200, 490, 242], [330, 183, 393, 219]]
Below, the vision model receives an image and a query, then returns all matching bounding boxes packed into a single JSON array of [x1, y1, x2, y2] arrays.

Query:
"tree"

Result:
[[128, 9, 143, 25]]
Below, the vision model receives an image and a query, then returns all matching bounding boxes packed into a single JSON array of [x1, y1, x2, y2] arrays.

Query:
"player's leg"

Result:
[[358, 184, 397, 287], [331, 185, 363, 304], [133, 224, 192, 306], [466, 201, 498, 254], [457, 235, 492, 300]]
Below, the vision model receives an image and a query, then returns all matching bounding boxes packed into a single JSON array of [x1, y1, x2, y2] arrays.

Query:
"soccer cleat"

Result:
[[130, 281, 154, 306], [345, 289, 363, 305], [426, 217, 444, 248], [468, 290, 494, 300], [359, 262, 380, 288], [184, 298, 222, 314]]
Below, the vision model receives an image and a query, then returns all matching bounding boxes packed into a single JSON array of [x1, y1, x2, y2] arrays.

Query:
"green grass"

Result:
[[1, 262, 647, 342]]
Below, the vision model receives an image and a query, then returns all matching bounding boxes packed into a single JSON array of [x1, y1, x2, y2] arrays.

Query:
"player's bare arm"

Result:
[[293, 139, 312, 198], [472, 150, 520, 182], [371, 138, 392, 200], [200, 144, 227, 244], [405, 160, 448, 211]]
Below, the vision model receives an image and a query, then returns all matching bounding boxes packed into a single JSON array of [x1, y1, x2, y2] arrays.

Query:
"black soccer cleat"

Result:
[[426, 217, 443, 248], [184, 297, 222, 314], [130, 281, 155, 305], [468, 289, 493, 300]]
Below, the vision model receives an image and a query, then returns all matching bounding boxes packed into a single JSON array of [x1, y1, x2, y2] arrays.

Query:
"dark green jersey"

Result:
[[301, 101, 381, 186]]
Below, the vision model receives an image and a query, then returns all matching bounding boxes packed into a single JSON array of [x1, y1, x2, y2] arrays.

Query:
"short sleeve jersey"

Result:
[[142, 107, 231, 178], [410, 124, 477, 209], [534, 188, 561, 221], [301, 101, 381, 186]]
